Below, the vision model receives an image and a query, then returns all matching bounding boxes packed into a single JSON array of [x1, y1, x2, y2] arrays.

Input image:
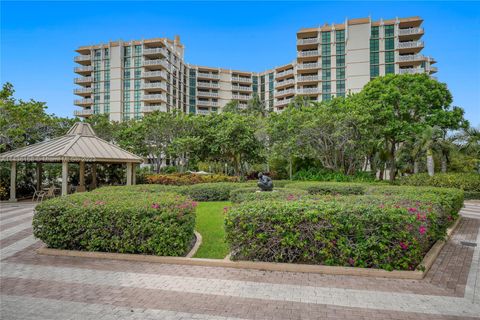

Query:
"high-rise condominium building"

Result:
[[74, 16, 437, 120]]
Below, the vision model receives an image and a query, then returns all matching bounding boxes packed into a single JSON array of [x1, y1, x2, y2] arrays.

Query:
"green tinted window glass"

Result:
[[336, 30, 345, 42], [370, 39, 379, 51], [385, 38, 395, 50], [370, 65, 379, 78], [336, 68, 345, 79], [386, 63, 395, 74], [384, 25, 394, 38], [385, 51, 395, 63], [371, 26, 379, 38], [321, 31, 331, 43]]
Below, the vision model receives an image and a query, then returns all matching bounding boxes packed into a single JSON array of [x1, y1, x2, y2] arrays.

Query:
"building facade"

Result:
[[74, 16, 437, 119]]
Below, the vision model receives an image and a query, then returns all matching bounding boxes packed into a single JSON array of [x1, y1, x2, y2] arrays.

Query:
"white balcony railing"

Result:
[[142, 94, 167, 101], [74, 66, 93, 73], [276, 79, 295, 87], [74, 55, 91, 62], [74, 77, 93, 84], [231, 75, 252, 82], [143, 47, 168, 55], [397, 40, 424, 49], [142, 105, 167, 113], [232, 85, 252, 92], [142, 82, 167, 90], [143, 59, 169, 68], [398, 54, 425, 62], [398, 27, 423, 36], [276, 69, 294, 78], [275, 88, 296, 97], [73, 109, 94, 116], [232, 94, 251, 100], [197, 91, 219, 98], [275, 98, 293, 107], [142, 71, 167, 79], [298, 63, 320, 70], [399, 67, 425, 75], [297, 88, 320, 95], [74, 88, 92, 94], [298, 75, 320, 82], [298, 50, 319, 57], [297, 38, 319, 45], [197, 72, 220, 80], [196, 109, 211, 115], [197, 100, 219, 107], [197, 82, 219, 89], [74, 99, 93, 105]]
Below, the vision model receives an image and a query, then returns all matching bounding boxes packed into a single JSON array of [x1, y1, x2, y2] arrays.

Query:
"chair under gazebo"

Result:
[[0, 122, 143, 202]]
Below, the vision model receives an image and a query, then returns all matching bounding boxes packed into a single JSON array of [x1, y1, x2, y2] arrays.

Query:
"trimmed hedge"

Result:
[[286, 182, 366, 195], [146, 173, 238, 185], [230, 187, 308, 203], [33, 191, 196, 256], [399, 173, 480, 199], [225, 199, 451, 271], [177, 183, 248, 201]]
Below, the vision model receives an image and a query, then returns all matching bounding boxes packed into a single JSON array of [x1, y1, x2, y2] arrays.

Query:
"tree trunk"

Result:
[[427, 149, 434, 176], [441, 154, 447, 173], [288, 156, 293, 180], [413, 160, 420, 174], [389, 142, 396, 182]]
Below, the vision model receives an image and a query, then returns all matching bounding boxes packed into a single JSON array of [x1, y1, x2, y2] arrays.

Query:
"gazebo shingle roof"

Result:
[[0, 123, 143, 163]]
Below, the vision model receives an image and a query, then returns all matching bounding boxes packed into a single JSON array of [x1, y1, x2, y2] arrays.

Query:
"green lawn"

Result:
[[194, 201, 231, 259]]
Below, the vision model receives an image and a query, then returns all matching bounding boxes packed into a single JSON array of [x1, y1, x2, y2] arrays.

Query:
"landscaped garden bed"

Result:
[[33, 180, 464, 273]]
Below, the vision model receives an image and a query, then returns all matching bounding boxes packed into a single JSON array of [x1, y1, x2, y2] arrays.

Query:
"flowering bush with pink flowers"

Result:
[[33, 191, 196, 256]]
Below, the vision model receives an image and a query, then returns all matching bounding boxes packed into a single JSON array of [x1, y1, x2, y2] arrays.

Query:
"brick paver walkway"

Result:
[[1, 201, 479, 319]]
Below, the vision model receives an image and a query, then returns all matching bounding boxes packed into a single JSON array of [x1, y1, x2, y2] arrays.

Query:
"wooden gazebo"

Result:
[[0, 122, 143, 201]]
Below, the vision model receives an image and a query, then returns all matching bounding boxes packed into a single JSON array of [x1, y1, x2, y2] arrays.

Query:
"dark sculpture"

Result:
[[257, 172, 273, 191]]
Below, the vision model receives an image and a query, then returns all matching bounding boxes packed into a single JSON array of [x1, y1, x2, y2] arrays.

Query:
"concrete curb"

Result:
[[186, 231, 202, 258], [37, 218, 461, 280]]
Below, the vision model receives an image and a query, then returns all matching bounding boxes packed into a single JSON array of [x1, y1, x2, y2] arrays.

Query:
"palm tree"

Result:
[[454, 126, 480, 173], [413, 126, 442, 176]]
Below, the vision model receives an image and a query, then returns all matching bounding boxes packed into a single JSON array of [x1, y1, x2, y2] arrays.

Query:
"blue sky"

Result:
[[1, 1, 479, 125]]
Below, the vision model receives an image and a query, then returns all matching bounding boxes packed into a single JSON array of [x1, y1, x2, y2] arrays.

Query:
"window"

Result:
[[322, 94, 331, 101], [134, 79, 141, 90], [386, 63, 395, 74], [385, 38, 395, 50], [103, 103, 110, 114], [336, 80, 345, 92], [371, 26, 379, 39], [94, 49, 101, 60], [134, 69, 141, 79], [124, 46, 131, 57], [336, 43, 345, 55], [336, 30, 345, 42], [123, 58, 131, 68], [336, 68, 345, 79], [322, 81, 331, 93], [322, 69, 331, 81], [104, 48, 109, 57], [134, 57, 141, 67], [370, 52, 379, 64], [321, 31, 331, 43], [104, 60, 110, 69], [370, 39, 379, 51], [134, 45, 142, 56], [322, 56, 331, 68], [370, 65, 379, 78], [384, 25, 394, 38], [336, 55, 345, 67], [322, 44, 331, 56], [385, 51, 395, 63], [104, 81, 110, 90]]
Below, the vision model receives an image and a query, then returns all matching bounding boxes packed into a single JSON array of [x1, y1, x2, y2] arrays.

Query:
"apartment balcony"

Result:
[[197, 72, 220, 80], [232, 94, 251, 100], [74, 55, 91, 65], [276, 79, 295, 88], [298, 63, 320, 70], [197, 82, 219, 89], [274, 98, 293, 107], [276, 69, 294, 79], [73, 109, 94, 117], [297, 75, 320, 83], [427, 66, 438, 74], [142, 94, 167, 102], [397, 54, 425, 63], [74, 77, 93, 84], [238, 102, 248, 109], [142, 71, 168, 80], [143, 47, 168, 56], [197, 109, 211, 115], [399, 67, 425, 75], [197, 91, 219, 98], [143, 59, 169, 69], [142, 82, 167, 91], [398, 27, 424, 40], [231, 75, 252, 83], [74, 66, 93, 75], [275, 88, 296, 97], [397, 40, 424, 53], [232, 85, 252, 92], [297, 88, 320, 95], [298, 50, 319, 58], [142, 104, 167, 113], [297, 38, 319, 46], [74, 88, 92, 96], [74, 98, 93, 106], [197, 100, 219, 107]]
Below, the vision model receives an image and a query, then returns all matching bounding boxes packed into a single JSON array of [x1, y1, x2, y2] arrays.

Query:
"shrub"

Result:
[[177, 182, 252, 201], [230, 187, 308, 203], [399, 173, 480, 199], [286, 182, 366, 195], [292, 168, 376, 182], [33, 191, 196, 256], [146, 173, 239, 185], [225, 199, 448, 271]]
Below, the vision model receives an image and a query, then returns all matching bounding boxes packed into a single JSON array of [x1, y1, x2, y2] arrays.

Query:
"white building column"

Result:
[[126, 163, 132, 186], [9, 161, 17, 202], [132, 164, 136, 185], [61, 161, 68, 196]]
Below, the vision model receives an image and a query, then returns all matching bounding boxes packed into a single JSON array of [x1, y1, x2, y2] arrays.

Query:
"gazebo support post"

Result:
[[126, 163, 133, 186], [132, 164, 136, 185], [78, 161, 86, 192], [36, 163, 42, 191], [9, 161, 17, 202], [61, 161, 68, 196], [91, 163, 97, 189]]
